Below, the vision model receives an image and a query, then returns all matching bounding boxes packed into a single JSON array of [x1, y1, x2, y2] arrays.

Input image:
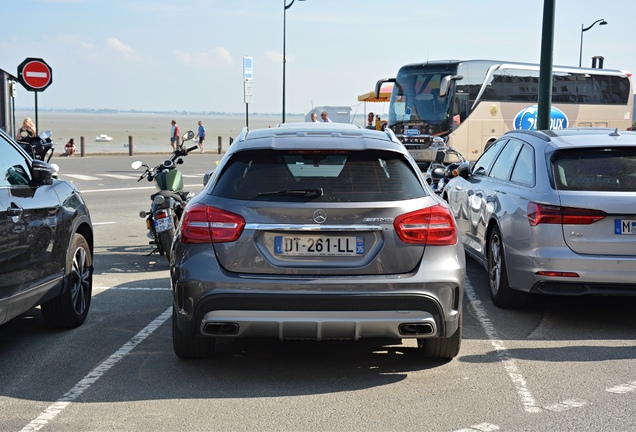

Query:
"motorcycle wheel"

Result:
[[158, 228, 174, 263], [152, 227, 165, 256]]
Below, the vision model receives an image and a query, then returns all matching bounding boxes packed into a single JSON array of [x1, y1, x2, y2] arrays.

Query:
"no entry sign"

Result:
[[17, 57, 53, 92]]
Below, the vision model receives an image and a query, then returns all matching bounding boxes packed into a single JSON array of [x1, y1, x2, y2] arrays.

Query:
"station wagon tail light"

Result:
[[181, 203, 245, 244], [527, 202, 607, 226], [394, 204, 457, 245]]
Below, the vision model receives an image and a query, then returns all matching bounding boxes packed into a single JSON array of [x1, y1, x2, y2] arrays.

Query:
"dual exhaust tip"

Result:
[[202, 322, 434, 337]]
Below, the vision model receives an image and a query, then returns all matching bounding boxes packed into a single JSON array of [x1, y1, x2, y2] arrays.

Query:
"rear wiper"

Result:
[[258, 188, 324, 198]]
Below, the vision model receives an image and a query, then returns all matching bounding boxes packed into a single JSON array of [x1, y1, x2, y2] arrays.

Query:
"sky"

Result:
[[2, 0, 635, 116]]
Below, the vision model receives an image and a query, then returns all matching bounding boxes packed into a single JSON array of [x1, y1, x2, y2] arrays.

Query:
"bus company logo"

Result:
[[404, 129, 421, 136], [514, 105, 568, 130]]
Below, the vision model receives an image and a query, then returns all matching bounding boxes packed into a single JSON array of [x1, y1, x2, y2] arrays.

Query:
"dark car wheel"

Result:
[[172, 308, 216, 359], [488, 227, 526, 308], [417, 312, 462, 359], [41, 233, 93, 328]]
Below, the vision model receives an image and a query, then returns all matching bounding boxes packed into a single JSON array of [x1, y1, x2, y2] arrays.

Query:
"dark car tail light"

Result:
[[394, 204, 457, 246], [527, 202, 607, 226], [181, 203, 245, 244]]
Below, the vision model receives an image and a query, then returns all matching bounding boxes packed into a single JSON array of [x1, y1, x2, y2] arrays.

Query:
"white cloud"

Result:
[[105, 37, 136, 59], [173, 47, 233, 68]]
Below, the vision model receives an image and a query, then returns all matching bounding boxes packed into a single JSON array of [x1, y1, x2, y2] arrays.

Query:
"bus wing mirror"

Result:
[[375, 78, 395, 98], [439, 74, 464, 97]]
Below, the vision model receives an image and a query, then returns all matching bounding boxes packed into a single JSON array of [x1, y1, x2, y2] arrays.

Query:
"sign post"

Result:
[[17, 57, 53, 132], [243, 56, 253, 128]]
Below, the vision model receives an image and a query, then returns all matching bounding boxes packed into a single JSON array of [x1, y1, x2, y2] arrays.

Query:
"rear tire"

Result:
[[488, 227, 527, 308], [41, 234, 93, 328], [417, 313, 462, 359], [158, 228, 174, 262], [172, 308, 216, 359]]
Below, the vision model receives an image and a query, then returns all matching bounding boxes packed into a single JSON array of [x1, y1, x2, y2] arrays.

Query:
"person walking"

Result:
[[195, 120, 206, 153], [310, 112, 319, 122], [170, 120, 180, 151], [366, 112, 375, 129]]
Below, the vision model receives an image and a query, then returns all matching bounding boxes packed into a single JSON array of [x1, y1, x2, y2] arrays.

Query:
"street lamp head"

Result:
[[599, 19, 608, 26]]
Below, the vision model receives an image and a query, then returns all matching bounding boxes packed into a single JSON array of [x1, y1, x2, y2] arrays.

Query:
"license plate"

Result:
[[615, 219, 636, 235], [409, 151, 421, 159], [274, 235, 364, 256], [155, 216, 173, 233]]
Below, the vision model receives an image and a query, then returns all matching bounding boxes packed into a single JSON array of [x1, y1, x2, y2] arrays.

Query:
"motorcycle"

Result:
[[424, 137, 466, 198], [131, 130, 198, 262], [17, 130, 56, 163]]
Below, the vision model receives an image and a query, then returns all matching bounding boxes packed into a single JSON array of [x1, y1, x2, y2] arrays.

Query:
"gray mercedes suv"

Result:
[[170, 123, 465, 360]]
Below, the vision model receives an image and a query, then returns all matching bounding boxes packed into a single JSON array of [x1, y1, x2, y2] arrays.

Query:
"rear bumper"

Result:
[[506, 247, 636, 294], [199, 309, 439, 340], [172, 242, 465, 341]]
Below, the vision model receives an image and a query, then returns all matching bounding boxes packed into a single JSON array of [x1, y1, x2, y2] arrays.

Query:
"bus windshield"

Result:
[[389, 64, 458, 135]]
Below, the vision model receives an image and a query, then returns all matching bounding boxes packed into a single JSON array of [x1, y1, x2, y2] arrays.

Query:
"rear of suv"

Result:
[[170, 123, 465, 360]]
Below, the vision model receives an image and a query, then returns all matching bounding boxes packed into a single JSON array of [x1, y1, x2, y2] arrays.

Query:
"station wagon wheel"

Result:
[[41, 233, 93, 328], [487, 227, 526, 308]]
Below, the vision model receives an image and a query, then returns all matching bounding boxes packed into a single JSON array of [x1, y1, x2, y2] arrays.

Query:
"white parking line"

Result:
[[465, 280, 542, 413], [61, 174, 102, 181], [101, 174, 138, 180], [19, 307, 171, 432]]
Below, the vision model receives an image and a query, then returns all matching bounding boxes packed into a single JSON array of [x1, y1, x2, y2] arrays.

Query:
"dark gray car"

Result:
[[0, 129, 93, 329], [171, 123, 465, 360]]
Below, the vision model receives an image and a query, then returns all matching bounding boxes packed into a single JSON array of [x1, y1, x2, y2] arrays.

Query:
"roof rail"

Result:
[[236, 126, 249, 142], [505, 129, 552, 142]]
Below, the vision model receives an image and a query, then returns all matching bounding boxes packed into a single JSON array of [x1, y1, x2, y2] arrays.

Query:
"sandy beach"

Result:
[[15, 110, 312, 154]]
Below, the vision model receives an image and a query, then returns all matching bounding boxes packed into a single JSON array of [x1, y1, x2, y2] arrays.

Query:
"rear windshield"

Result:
[[552, 147, 636, 192], [211, 149, 426, 202]]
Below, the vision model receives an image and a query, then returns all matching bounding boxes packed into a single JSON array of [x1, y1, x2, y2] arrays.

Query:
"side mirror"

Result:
[[203, 171, 213, 186], [439, 74, 463, 97], [182, 130, 195, 142], [31, 159, 54, 186], [131, 160, 143, 170]]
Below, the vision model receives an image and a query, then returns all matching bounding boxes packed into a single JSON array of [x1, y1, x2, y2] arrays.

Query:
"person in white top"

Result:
[[310, 112, 319, 122], [320, 111, 332, 122]]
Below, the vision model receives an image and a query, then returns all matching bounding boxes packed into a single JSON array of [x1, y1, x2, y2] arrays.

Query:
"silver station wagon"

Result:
[[170, 123, 465, 360], [445, 128, 636, 308]]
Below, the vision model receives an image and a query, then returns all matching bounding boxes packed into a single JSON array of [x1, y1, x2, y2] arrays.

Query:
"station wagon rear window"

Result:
[[552, 148, 636, 192], [212, 149, 426, 202]]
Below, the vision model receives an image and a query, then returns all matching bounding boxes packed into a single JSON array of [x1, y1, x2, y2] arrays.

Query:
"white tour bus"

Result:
[[376, 59, 634, 167]]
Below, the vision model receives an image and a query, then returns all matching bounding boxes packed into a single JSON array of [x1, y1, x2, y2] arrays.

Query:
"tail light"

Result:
[[180, 203, 245, 244], [394, 204, 458, 245], [527, 202, 606, 226]]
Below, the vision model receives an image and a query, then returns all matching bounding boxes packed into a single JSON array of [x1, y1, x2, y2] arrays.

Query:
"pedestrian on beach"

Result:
[[310, 112, 319, 122], [320, 111, 332, 123], [195, 120, 206, 153], [17, 117, 36, 139], [65, 138, 76, 156], [366, 112, 375, 129], [170, 119, 180, 151]]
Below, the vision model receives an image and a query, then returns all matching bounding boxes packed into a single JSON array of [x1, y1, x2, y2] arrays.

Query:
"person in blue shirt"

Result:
[[195, 120, 206, 153]]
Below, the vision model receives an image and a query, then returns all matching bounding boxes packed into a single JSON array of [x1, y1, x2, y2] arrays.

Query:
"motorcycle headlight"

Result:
[[153, 195, 165, 205]]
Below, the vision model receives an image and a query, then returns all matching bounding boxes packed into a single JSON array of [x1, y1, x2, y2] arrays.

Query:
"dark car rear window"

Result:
[[552, 147, 636, 192], [211, 149, 426, 202]]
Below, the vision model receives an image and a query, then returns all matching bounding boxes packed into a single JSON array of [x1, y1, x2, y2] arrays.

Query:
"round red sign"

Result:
[[18, 58, 53, 92]]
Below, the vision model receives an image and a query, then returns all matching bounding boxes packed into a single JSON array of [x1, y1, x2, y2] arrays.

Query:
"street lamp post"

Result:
[[283, 0, 305, 124], [579, 19, 607, 67]]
